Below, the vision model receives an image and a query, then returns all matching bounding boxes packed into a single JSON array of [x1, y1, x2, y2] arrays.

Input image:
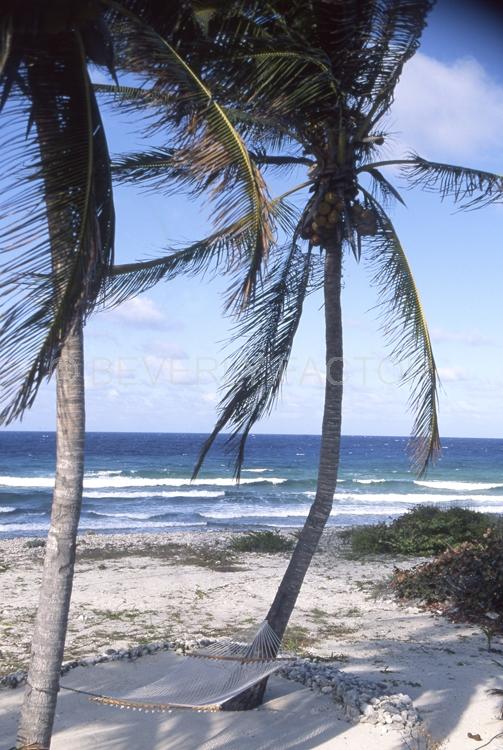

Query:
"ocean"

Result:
[[0, 432, 502, 538]]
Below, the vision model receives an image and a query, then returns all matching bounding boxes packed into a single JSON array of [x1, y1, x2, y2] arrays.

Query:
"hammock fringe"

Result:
[[75, 621, 288, 713]]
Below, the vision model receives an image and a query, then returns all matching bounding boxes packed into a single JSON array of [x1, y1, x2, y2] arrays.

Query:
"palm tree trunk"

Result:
[[17, 320, 85, 749], [222, 244, 343, 711], [17, 62, 89, 747]]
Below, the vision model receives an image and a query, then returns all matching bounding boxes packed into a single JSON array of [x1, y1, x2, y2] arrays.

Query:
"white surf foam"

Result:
[[241, 468, 271, 473], [0, 519, 207, 533], [354, 479, 387, 484], [0, 506, 15, 513], [83, 490, 224, 499], [87, 470, 123, 477], [0, 475, 287, 489], [203, 506, 312, 519], [90, 511, 163, 520], [303, 492, 503, 505], [0, 476, 55, 488], [414, 480, 503, 491], [0, 523, 50, 532]]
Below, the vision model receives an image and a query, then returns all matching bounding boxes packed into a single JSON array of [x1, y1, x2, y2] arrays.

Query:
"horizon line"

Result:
[[0, 430, 501, 441]]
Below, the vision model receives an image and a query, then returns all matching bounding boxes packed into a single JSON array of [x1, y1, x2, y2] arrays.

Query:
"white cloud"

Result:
[[391, 53, 503, 160], [109, 297, 168, 329], [431, 327, 496, 347], [141, 339, 189, 360], [201, 391, 218, 404], [142, 355, 219, 386], [438, 366, 469, 382]]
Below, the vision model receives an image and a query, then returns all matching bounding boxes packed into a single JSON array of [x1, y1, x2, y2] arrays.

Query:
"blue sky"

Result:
[[6, 1, 503, 438]]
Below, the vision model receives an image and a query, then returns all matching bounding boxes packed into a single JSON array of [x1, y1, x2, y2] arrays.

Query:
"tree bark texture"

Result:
[[222, 245, 343, 710]]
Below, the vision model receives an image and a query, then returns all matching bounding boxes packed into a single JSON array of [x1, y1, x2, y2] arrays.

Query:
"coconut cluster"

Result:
[[350, 202, 378, 236], [301, 190, 343, 246], [301, 190, 377, 246]]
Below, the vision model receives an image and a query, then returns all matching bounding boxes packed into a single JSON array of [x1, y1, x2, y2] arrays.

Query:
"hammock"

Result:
[[79, 621, 288, 713]]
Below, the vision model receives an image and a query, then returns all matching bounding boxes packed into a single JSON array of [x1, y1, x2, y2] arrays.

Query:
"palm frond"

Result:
[[103, 11, 274, 307], [0, 35, 114, 424], [365, 166, 406, 207], [401, 154, 503, 210], [111, 147, 184, 192], [112, 147, 313, 192], [250, 150, 314, 171], [103, 190, 302, 308], [264, 0, 432, 122], [222, 49, 339, 118], [103, 232, 241, 309], [193, 243, 317, 481], [0, 17, 12, 78], [354, 0, 434, 132], [360, 187, 440, 475], [94, 82, 173, 105]]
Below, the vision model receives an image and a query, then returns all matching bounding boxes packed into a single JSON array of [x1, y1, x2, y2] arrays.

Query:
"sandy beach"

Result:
[[1, 528, 502, 748]]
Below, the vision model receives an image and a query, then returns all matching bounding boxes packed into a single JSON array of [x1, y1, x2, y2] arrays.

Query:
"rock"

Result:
[[361, 703, 375, 717]]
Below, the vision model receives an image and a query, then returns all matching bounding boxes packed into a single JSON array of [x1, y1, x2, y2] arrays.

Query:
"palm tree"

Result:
[[106, 0, 503, 711], [0, 7, 117, 746]]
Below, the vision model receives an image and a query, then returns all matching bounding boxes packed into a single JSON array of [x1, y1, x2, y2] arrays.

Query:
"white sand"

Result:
[[1, 529, 502, 748]]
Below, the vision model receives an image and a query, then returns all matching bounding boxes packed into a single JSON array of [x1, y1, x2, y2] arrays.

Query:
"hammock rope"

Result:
[[67, 621, 289, 713]]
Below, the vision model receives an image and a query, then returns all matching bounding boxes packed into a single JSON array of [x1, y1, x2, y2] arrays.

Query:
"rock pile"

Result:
[[279, 658, 420, 731]]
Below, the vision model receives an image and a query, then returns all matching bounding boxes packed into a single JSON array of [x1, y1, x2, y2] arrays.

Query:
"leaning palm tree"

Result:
[[105, 0, 503, 710], [0, 4, 275, 748], [0, 6, 117, 746]]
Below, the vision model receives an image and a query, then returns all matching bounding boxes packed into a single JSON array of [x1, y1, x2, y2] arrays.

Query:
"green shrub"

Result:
[[229, 530, 295, 553], [392, 530, 503, 632], [25, 538, 46, 549], [349, 506, 500, 556]]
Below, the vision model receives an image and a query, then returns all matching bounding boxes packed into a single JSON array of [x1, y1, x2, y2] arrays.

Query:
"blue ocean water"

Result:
[[0, 432, 502, 538]]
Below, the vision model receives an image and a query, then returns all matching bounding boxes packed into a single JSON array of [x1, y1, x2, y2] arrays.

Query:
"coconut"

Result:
[[317, 201, 331, 215], [360, 209, 374, 223], [358, 222, 377, 236], [311, 234, 321, 246], [314, 214, 328, 227], [324, 191, 337, 204], [356, 209, 377, 236], [327, 210, 339, 226], [351, 202, 365, 218]]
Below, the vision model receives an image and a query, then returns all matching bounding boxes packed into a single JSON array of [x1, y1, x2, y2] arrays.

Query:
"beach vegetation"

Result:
[[403, 726, 444, 750], [346, 506, 500, 556], [229, 530, 295, 553], [78, 540, 242, 572], [308, 607, 331, 623], [317, 623, 358, 639], [304, 652, 351, 664], [24, 539, 46, 549], [392, 528, 503, 634], [282, 625, 314, 653]]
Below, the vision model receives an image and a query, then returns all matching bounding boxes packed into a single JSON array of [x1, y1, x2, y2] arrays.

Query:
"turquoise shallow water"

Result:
[[0, 432, 502, 537]]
